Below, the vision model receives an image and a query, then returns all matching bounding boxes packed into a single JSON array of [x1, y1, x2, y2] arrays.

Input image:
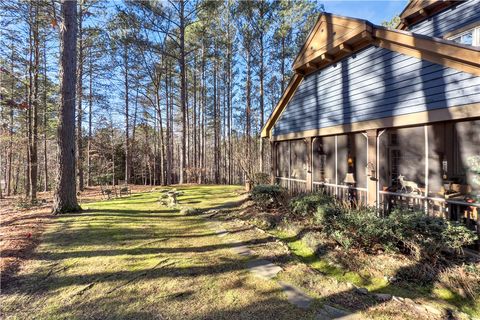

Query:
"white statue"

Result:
[[398, 175, 421, 194]]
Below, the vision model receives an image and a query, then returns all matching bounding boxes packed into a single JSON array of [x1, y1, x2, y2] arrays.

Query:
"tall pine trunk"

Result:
[[76, 2, 84, 191], [87, 47, 93, 186], [124, 44, 130, 184], [213, 43, 219, 184], [179, 0, 186, 184], [245, 47, 252, 179], [28, 2, 39, 203], [52, 0, 81, 214], [259, 32, 265, 173], [43, 38, 48, 191], [7, 43, 15, 196], [165, 63, 171, 185]]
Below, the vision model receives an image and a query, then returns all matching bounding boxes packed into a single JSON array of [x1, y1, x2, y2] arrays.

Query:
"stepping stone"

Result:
[[231, 245, 255, 257], [316, 304, 356, 320], [278, 281, 312, 309], [247, 259, 282, 279]]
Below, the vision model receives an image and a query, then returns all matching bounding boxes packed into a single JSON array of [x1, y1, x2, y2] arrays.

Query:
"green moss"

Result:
[[270, 227, 480, 318], [271, 229, 384, 288], [433, 287, 480, 318]]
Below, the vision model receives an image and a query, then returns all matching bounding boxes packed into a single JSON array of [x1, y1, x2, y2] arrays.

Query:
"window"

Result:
[[390, 149, 401, 182], [448, 26, 480, 47], [313, 137, 335, 184], [379, 127, 425, 192]]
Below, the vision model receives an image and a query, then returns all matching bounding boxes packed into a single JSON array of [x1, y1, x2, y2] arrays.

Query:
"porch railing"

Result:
[[276, 177, 307, 194], [313, 182, 367, 205], [379, 191, 480, 220]]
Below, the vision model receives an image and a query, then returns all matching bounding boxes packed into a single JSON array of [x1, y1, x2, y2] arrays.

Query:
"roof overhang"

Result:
[[261, 12, 480, 139], [292, 13, 374, 75], [398, 0, 460, 30]]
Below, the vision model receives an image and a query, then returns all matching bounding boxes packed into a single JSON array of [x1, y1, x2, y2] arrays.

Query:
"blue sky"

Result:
[[322, 0, 408, 25]]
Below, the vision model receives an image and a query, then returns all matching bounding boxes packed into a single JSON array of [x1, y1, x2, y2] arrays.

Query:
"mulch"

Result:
[[0, 199, 52, 289]]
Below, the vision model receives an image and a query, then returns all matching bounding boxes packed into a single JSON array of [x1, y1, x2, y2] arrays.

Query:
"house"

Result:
[[261, 0, 480, 228]]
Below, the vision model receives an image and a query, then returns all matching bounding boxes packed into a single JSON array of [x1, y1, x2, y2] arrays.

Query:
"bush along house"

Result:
[[261, 0, 480, 242]]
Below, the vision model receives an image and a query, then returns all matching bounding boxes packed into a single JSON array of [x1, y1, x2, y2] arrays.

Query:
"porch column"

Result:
[[270, 140, 277, 184], [306, 137, 313, 192], [366, 129, 378, 206]]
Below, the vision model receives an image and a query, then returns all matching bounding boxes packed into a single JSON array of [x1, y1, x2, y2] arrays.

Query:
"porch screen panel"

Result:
[[277, 141, 289, 178], [353, 133, 367, 189], [337, 135, 348, 185], [290, 139, 307, 180], [336, 134, 367, 188], [455, 120, 480, 194], [379, 126, 425, 193], [313, 136, 335, 183], [427, 123, 446, 197]]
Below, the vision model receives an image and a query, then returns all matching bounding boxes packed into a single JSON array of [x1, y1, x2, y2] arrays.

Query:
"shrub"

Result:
[[388, 210, 477, 259], [289, 193, 333, 218], [250, 184, 286, 210], [315, 204, 477, 258], [325, 205, 395, 251]]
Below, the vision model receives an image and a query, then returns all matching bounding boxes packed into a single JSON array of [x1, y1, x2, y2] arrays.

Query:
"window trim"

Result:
[[445, 24, 480, 47], [443, 21, 480, 39]]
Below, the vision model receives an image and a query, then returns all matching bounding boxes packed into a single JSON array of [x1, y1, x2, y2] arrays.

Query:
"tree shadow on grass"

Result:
[[49, 285, 316, 320], [74, 208, 180, 218], [3, 256, 273, 295], [35, 236, 280, 261]]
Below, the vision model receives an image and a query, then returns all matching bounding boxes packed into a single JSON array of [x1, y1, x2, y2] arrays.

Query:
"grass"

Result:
[[0, 185, 317, 320], [3, 185, 478, 319], [270, 227, 480, 318]]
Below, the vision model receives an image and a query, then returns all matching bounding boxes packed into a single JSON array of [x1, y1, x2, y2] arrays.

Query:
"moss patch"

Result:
[[267, 226, 479, 318]]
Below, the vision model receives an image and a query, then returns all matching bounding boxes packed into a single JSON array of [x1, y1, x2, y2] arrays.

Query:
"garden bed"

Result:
[[220, 187, 480, 318]]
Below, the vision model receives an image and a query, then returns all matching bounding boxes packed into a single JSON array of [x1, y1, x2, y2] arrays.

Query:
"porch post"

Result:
[[306, 137, 313, 192], [366, 129, 378, 206], [270, 140, 277, 185]]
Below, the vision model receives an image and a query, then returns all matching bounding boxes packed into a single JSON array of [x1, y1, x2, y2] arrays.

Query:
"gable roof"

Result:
[[397, 0, 460, 30], [261, 11, 480, 139], [292, 13, 373, 73]]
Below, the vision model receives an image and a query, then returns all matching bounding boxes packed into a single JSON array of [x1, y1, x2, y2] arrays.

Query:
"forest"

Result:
[[0, 0, 325, 211]]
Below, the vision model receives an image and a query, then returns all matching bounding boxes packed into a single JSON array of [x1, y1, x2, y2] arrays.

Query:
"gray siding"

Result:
[[272, 45, 480, 136], [409, 0, 480, 38]]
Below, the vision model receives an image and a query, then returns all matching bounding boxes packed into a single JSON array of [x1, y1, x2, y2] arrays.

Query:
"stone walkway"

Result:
[[208, 219, 359, 318]]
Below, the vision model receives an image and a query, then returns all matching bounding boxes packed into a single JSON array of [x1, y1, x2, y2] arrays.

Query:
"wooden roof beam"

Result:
[[339, 43, 353, 53], [320, 53, 334, 62], [361, 30, 373, 40], [418, 8, 428, 17]]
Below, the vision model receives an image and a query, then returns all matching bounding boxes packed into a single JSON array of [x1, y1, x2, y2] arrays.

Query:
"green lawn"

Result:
[[0, 186, 317, 320]]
